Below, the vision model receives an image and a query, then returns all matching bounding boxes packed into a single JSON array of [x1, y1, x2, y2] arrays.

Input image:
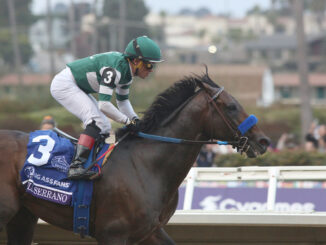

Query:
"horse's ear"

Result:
[[196, 80, 205, 90], [195, 64, 218, 92], [197, 79, 216, 93]]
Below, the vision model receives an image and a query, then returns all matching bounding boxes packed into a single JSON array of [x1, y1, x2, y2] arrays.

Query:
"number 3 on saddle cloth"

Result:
[[20, 130, 112, 237]]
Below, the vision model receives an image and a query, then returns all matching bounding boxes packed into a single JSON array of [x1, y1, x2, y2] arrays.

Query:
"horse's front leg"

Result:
[[138, 191, 178, 245], [6, 207, 38, 245], [138, 228, 175, 245]]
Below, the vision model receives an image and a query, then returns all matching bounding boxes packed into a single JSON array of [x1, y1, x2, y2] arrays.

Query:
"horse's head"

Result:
[[196, 68, 270, 158], [117, 66, 270, 158]]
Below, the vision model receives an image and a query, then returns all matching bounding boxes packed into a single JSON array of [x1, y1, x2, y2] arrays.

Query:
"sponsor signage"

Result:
[[177, 185, 326, 212]]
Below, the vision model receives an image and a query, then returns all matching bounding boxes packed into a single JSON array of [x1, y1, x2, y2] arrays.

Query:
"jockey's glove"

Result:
[[126, 117, 140, 134]]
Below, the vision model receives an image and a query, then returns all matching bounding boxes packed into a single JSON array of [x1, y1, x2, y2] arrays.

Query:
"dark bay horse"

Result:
[[0, 70, 270, 244]]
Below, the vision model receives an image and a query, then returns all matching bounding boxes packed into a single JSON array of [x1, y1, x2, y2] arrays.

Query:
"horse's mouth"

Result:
[[246, 140, 269, 158], [246, 148, 259, 158]]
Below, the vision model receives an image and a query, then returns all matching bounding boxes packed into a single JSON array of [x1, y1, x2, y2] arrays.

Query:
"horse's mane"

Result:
[[140, 77, 198, 132], [116, 69, 218, 136]]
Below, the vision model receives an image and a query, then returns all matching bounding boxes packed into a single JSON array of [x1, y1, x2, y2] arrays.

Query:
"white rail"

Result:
[[182, 166, 326, 211], [171, 210, 326, 226]]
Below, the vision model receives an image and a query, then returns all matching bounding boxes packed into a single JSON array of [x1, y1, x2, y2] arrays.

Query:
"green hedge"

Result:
[[3, 75, 326, 143], [215, 151, 326, 167]]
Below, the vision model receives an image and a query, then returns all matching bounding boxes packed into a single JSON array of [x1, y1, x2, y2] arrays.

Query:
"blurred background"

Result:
[[2, 0, 326, 164]]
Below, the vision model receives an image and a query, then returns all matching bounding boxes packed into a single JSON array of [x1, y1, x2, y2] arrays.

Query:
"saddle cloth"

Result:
[[20, 130, 110, 206]]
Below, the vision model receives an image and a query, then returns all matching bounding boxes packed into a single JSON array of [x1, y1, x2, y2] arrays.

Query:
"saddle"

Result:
[[53, 127, 114, 180]]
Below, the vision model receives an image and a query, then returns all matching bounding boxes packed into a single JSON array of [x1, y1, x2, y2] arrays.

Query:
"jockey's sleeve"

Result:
[[98, 101, 129, 124], [117, 100, 138, 120]]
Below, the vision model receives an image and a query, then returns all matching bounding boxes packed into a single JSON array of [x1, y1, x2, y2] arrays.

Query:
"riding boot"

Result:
[[67, 121, 101, 180]]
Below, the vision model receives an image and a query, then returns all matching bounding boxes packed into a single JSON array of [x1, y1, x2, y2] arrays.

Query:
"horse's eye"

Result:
[[227, 104, 237, 111]]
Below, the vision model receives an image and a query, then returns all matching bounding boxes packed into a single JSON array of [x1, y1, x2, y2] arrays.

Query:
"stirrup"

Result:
[[67, 168, 98, 180]]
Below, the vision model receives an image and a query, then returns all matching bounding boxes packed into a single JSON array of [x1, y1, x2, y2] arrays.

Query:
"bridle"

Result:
[[134, 85, 256, 154], [205, 86, 251, 154]]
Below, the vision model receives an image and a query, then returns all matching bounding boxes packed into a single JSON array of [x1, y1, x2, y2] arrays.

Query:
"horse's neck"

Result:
[[141, 94, 208, 190]]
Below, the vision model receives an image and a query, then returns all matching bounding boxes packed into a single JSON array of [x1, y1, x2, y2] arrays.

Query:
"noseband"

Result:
[[206, 87, 255, 154]]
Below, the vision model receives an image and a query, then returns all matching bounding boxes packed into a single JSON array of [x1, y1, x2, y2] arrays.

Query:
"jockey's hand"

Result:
[[126, 117, 140, 134]]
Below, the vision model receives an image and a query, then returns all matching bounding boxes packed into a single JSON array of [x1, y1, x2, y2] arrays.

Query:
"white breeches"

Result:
[[50, 67, 111, 134]]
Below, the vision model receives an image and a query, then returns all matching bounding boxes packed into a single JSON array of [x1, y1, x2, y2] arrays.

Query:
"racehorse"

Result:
[[0, 68, 270, 245]]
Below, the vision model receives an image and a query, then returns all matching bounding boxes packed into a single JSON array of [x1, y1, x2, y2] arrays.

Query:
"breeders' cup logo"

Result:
[[24, 166, 35, 179], [51, 156, 69, 173]]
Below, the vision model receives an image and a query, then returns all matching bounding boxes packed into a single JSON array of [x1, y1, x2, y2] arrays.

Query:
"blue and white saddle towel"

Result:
[[20, 130, 111, 236], [20, 130, 109, 206], [21, 130, 77, 205]]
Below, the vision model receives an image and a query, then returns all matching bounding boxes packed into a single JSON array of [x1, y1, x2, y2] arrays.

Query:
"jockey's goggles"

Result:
[[143, 61, 155, 70]]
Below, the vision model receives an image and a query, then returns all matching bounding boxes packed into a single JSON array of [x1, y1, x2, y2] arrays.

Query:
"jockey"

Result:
[[50, 36, 164, 180]]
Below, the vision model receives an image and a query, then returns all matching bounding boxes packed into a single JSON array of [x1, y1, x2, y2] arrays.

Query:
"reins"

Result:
[[136, 132, 235, 145], [135, 87, 258, 154], [74, 84, 258, 177]]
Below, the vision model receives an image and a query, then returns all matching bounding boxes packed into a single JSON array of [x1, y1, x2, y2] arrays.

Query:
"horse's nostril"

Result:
[[259, 137, 271, 147]]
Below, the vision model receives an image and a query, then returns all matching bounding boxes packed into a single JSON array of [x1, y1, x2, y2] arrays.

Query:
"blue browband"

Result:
[[136, 114, 258, 145]]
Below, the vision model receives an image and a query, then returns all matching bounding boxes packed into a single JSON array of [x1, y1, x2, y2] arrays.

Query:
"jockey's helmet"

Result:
[[124, 36, 164, 63]]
